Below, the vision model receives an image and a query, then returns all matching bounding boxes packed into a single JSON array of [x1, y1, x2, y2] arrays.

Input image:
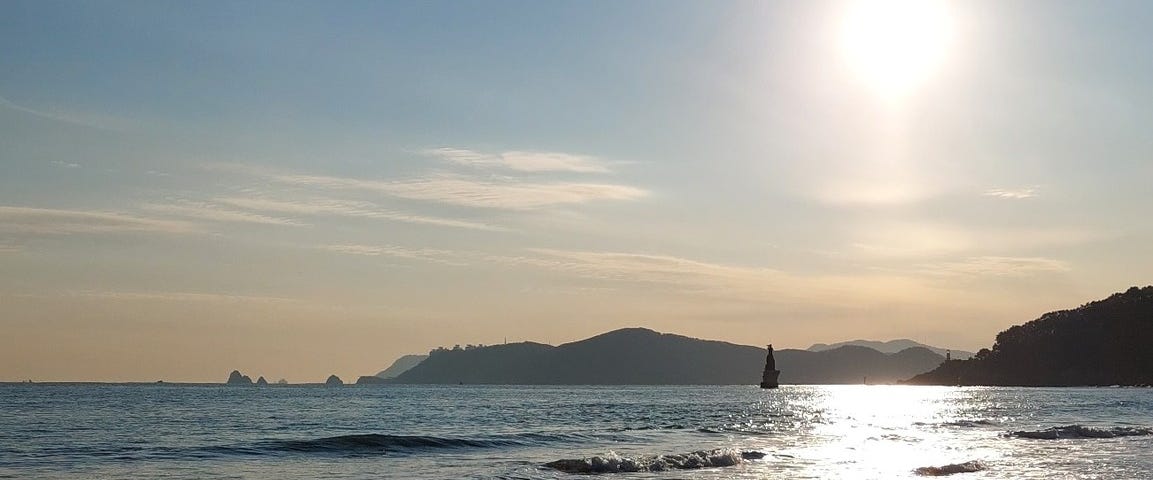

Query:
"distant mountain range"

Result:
[[363, 328, 946, 385], [809, 339, 973, 360], [907, 286, 1153, 386]]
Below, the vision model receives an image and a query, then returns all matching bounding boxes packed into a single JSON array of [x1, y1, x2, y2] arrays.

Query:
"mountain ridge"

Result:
[[371, 327, 945, 385], [809, 339, 973, 359]]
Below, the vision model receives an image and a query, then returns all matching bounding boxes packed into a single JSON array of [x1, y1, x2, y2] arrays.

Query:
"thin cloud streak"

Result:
[[0, 95, 134, 131], [142, 202, 303, 226], [424, 147, 612, 173], [984, 186, 1038, 199], [916, 256, 1071, 277], [211, 163, 647, 210], [64, 290, 305, 305], [269, 172, 647, 209], [849, 222, 1107, 258], [0, 206, 195, 235], [216, 197, 507, 231], [483, 248, 948, 309], [320, 244, 467, 265]]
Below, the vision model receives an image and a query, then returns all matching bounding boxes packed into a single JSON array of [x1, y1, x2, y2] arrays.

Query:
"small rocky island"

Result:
[[226, 370, 253, 385], [325, 374, 344, 386]]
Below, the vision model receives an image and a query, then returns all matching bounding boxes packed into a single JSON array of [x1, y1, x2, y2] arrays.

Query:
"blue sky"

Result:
[[2, 0, 1151, 381]]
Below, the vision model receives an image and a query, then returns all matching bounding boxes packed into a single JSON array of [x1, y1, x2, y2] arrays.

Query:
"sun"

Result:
[[840, 0, 954, 98]]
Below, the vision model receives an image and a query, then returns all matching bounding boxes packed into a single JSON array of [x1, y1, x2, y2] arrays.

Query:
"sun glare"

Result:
[[840, 0, 954, 98]]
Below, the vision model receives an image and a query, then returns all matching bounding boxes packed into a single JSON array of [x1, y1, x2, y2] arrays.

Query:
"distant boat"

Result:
[[760, 344, 780, 389]]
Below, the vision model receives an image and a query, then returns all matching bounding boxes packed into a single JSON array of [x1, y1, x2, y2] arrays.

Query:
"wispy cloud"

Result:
[[0, 95, 134, 131], [142, 202, 303, 226], [215, 197, 506, 231], [487, 248, 935, 308], [522, 249, 782, 286], [380, 175, 647, 209], [848, 221, 1106, 258], [0, 206, 195, 234], [265, 172, 647, 210], [424, 147, 612, 173], [917, 256, 1071, 277], [212, 162, 647, 210], [984, 186, 1038, 199], [50, 160, 81, 169], [0, 244, 23, 253], [320, 244, 466, 265], [64, 290, 304, 305]]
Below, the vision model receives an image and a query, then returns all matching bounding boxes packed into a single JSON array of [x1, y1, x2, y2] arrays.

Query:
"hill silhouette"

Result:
[[384, 327, 944, 385], [809, 339, 973, 360], [907, 286, 1153, 386], [375, 355, 429, 379]]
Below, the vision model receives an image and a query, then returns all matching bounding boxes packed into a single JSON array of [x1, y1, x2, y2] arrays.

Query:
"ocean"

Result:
[[1, 384, 1150, 479]]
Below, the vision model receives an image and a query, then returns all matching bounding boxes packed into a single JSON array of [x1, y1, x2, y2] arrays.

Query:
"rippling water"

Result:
[[1, 384, 1150, 479]]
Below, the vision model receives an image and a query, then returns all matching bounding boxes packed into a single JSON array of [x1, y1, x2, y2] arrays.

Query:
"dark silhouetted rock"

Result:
[[388, 327, 945, 385], [226, 370, 253, 385], [375, 354, 429, 379], [357, 375, 388, 385], [906, 286, 1153, 386], [255, 376, 268, 386], [325, 375, 344, 386]]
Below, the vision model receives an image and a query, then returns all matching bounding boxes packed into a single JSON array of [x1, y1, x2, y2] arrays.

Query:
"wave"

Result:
[[544, 448, 765, 474], [1009, 425, 1153, 440], [943, 419, 998, 427], [914, 460, 986, 476], [221, 431, 623, 456], [697, 423, 774, 436], [269, 434, 527, 453], [614, 424, 688, 431]]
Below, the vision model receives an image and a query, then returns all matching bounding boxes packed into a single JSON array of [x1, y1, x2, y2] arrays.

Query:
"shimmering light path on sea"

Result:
[[1, 384, 1150, 479]]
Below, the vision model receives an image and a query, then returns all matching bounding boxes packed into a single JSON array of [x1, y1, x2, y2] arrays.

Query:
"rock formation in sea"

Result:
[[255, 376, 268, 386], [760, 344, 780, 389], [325, 374, 344, 386], [275, 379, 288, 385], [906, 286, 1153, 386], [226, 370, 253, 385]]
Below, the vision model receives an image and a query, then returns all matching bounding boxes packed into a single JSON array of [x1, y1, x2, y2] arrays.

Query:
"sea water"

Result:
[[1, 384, 1150, 479]]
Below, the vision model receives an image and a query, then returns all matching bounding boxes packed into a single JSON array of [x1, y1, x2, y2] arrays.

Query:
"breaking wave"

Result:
[[544, 448, 766, 474], [1009, 425, 1153, 440], [914, 460, 987, 476]]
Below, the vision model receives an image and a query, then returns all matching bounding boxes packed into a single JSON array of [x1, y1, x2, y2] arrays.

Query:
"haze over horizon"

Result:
[[3, 1, 1151, 382]]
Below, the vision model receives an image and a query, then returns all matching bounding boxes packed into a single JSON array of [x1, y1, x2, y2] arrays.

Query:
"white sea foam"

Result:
[[544, 448, 763, 473]]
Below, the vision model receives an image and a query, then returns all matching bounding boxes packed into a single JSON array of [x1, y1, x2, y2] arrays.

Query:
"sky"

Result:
[[2, 0, 1151, 382]]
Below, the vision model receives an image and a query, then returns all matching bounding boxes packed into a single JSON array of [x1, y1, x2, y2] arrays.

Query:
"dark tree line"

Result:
[[907, 286, 1153, 386]]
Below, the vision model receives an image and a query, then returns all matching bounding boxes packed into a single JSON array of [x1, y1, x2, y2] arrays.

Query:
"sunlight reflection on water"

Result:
[[1, 384, 1150, 479]]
